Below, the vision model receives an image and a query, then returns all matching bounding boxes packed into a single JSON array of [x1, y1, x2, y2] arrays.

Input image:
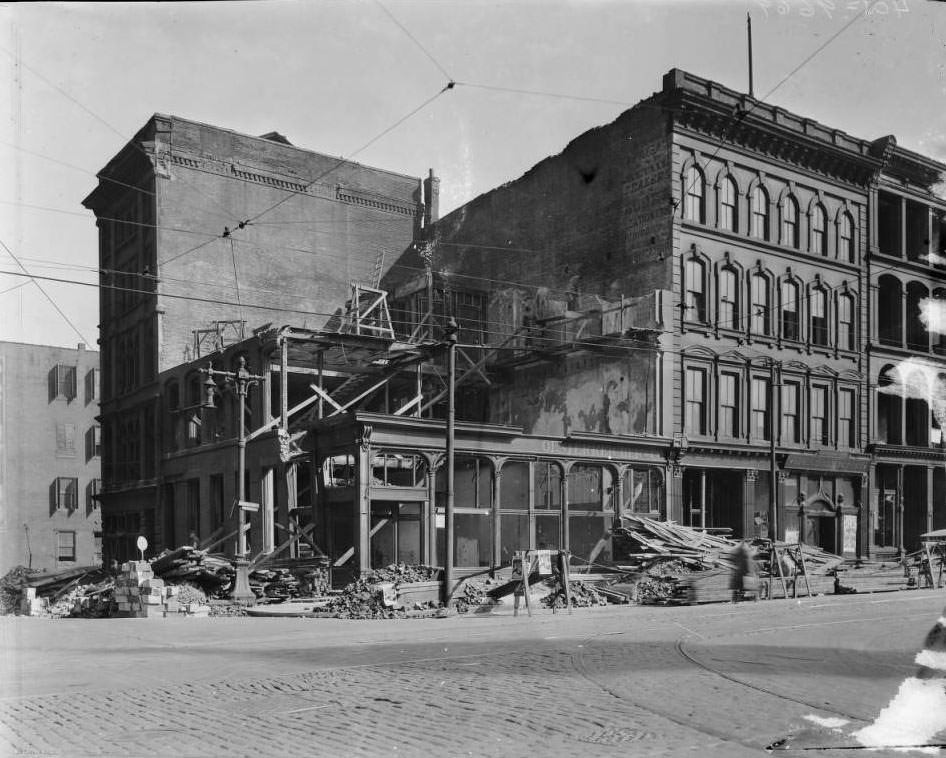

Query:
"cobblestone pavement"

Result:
[[0, 592, 942, 758]]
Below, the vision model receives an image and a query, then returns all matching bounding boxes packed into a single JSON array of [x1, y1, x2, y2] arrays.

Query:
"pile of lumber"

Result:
[[614, 515, 740, 570], [151, 547, 235, 597]]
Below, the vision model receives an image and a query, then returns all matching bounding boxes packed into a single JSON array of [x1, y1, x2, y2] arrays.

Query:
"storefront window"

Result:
[[370, 452, 427, 487], [568, 514, 613, 566], [323, 454, 355, 488], [536, 513, 561, 550], [438, 456, 491, 509], [500, 461, 529, 509], [534, 462, 562, 509], [568, 464, 614, 511], [500, 513, 529, 565], [622, 468, 664, 515], [438, 512, 492, 568]]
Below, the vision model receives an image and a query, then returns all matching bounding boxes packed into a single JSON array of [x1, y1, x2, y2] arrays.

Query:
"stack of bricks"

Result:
[[114, 561, 180, 618]]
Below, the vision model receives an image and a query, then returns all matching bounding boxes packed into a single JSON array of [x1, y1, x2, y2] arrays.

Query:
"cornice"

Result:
[[668, 91, 881, 188]]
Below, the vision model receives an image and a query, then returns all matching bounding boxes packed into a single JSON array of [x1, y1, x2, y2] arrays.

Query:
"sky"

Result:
[[1, 0, 945, 350]]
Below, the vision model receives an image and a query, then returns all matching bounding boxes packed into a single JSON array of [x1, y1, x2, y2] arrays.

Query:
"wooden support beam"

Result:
[[394, 393, 422, 416], [246, 390, 322, 441], [309, 383, 345, 414], [326, 377, 390, 418]]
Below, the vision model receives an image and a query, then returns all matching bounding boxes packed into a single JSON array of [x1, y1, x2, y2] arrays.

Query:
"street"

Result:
[[1, 590, 943, 757]]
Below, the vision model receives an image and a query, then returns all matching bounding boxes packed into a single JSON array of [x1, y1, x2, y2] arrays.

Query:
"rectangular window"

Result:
[[85, 368, 100, 405], [751, 377, 769, 440], [838, 389, 855, 448], [751, 275, 769, 335], [57, 531, 77, 562], [85, 425, 102, 461], [838, 296, 854, 351], [781, 282, 799, 341], [685, 367, 707, 435], [781, 382, 800, 443], [719, 372, 739, 438], [811, 386, 828, 446], [718, 269, 738, 330], [87, 479, 102, 510], [56, 423, 77, 457], [54, 477, 78, 511], [685, 260, 706, 322], [48, 364, 77, 402], [811, 291, 828, 346]]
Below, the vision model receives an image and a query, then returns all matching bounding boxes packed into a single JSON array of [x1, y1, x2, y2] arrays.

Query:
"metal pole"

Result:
[[769, 359, 778, 541], [747, 12, 754, 98], [238, 378, 247, 557], [444, 317, 458, 607]]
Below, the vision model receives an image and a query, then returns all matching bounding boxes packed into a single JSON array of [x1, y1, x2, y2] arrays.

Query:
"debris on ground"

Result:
[[540, 578, 605, 609], [0, 566, 40, 615], [326, 564, 443, 619]]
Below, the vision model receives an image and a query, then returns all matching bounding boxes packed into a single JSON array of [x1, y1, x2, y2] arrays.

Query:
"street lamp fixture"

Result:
[[200, 356, 265, 603]]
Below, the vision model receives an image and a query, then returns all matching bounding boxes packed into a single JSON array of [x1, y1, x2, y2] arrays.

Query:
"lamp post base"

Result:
[[230, 558, 256, 604]]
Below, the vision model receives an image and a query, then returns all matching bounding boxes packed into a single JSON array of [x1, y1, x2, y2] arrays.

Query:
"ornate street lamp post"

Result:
[[201, 356, 265, 603]]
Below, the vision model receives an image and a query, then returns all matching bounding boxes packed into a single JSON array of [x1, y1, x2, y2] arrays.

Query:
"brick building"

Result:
[[81, 115, 434, 561], [383, 68, 946, 560], [0, 342, 101, 573]]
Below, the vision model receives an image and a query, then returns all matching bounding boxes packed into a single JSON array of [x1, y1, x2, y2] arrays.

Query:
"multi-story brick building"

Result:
[[82, 115, 434, 561], [382, 68, 946, 561], [0, 342, 101, 573]]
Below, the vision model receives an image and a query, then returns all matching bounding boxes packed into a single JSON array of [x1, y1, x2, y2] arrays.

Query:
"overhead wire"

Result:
[[0, 238, 92, 346], [677, 3, 877, 212]]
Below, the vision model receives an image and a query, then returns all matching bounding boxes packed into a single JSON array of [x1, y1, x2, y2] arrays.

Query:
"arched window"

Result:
[[933, 289, 946, 355], [781, 194, 799, 248], [905, 371, 930, 447], [750, 272, 770, 335], [839, 212, 855, 262], [718, 266, 739, 329], [878, 275, 903, 347], [811, 204, 827, 255], [877, 365, 902, 444], [906, 281, 930, 351], [718, 176, 738, 232], [781, 279, 800, 341], [751, 185, 769, 240], [810, 287, 828, 346], [837, 293, 855, 351], [683, 166, 705, 223], [685, 258, 707, 322]]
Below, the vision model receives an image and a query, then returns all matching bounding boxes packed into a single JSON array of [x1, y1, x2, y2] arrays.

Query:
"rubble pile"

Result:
[[454, 579, 488, 613], [0, 566, 39, 615], [327, 564, 442, 619], [540, 578, 605, 609]]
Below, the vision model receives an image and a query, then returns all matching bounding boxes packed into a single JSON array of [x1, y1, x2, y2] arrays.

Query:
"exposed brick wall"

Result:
[[386, 99, 673, 303]]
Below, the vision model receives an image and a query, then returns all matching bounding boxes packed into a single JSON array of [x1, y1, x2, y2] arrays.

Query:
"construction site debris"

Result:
[[540, 578, 605, 609], [0, 566, 40, 615], [326, 564, 443, 619]]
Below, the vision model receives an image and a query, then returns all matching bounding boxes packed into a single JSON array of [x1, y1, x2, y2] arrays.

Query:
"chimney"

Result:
[[423, 169, 440, 228]]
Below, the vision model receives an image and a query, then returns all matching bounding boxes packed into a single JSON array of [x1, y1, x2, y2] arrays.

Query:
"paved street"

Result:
[[1, 590, 944, 757]]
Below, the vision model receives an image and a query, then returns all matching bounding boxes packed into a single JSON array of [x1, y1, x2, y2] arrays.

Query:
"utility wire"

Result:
[[0, 265, 896, 388], [677, 3, 875, 210], [0, 238, 92, 346], [0, 46, 241, 224], [453, 82, 635, 108], [375, 0, 454, 82]]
